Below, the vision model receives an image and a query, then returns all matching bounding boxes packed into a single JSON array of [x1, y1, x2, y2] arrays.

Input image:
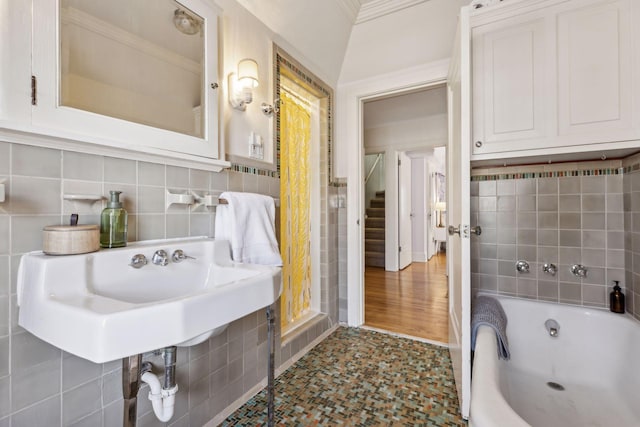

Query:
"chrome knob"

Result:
[[543, 263, 557, 276], [171, 249, 195, 263], [129, 254, 148, 269], [571, 264, 588, 277], [471, 226, 482, 236], [475, 141, 483, 148], [516, 260, 530, 273], [151, 250, 169, 266], [448, 225, 461, 236]]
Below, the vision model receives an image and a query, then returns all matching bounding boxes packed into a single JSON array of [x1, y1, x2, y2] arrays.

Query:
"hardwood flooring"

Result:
[[364, 253, 449, 342]]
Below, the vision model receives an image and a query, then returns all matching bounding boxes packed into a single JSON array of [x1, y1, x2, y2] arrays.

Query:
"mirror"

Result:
[[59, 0, 205, 137]]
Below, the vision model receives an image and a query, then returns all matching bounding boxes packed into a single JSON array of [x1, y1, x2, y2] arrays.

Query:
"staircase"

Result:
[[365, 191, 385, 268]]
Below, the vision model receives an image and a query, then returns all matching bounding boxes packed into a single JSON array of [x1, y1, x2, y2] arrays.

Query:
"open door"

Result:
[[398, 151, 412, 270], [447, 6, 471, 420]]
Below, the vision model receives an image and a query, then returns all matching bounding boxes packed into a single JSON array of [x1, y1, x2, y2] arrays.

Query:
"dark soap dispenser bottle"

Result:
[[609, 281, 625, 314], [100, 191, 128, 248]]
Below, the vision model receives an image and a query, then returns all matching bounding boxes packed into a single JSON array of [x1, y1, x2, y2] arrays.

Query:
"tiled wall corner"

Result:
[[624, 170, 640, 319]]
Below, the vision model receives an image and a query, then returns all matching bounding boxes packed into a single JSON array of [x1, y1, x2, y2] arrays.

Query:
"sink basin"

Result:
[[17, 237, 282, 363]]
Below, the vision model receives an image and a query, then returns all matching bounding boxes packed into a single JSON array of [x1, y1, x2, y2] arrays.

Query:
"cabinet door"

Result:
[[557, 0, 635, 143], [31, 0, 220, 161], [472, 11, 552, 154]]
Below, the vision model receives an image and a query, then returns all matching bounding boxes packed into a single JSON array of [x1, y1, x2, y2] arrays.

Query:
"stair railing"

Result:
[[364, 153, 383, 185]]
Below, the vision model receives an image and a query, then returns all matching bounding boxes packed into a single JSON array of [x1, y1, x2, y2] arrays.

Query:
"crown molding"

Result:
[[356, 0, 430, 24], [334, 0, 362, 23]]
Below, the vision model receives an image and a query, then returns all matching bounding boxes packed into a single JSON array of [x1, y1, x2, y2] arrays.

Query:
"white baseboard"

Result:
[[412, 251, 427, 262]]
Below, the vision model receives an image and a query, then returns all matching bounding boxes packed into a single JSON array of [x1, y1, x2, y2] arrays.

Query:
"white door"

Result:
[[447, 7, 472, 420], [398, 151, 412, 270]]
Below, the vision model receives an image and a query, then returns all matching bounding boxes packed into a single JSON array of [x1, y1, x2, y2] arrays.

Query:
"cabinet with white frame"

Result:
[[0, 0, 227, 170], [470, 0, 640, 161]]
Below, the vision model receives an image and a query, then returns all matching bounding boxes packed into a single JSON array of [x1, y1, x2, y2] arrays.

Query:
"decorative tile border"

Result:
[[230, 163, 279, 177], [471, 167, 623, 181]]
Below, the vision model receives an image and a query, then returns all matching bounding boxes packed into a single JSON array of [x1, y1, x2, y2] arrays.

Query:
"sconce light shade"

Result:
[[237, 59, 259, 88], [229, 59, 259, 111]]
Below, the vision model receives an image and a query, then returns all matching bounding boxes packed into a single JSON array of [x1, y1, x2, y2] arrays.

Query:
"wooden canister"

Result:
[[42, 225, 100, 255]]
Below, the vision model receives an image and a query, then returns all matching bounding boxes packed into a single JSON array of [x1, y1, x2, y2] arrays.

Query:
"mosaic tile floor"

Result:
[[223, 327, 467, 426]]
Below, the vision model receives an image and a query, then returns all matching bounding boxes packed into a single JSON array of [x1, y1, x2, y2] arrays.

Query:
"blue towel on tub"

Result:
[[471, 296, 510, 360]]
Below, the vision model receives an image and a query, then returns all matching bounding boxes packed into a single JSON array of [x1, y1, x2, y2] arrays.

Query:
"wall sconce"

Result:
[[228, 59, 259, 111]]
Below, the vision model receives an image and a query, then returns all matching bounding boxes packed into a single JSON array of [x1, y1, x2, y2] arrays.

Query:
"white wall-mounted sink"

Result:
[[17, 237, 282, 363]]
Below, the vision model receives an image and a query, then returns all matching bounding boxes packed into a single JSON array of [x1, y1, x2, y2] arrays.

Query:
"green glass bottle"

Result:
[[100, 191, 128, 248]]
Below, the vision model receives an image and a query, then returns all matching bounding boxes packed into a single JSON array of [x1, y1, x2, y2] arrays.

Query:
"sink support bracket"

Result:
[[267, 305, 275, 427], [122, 354, 143, 427]]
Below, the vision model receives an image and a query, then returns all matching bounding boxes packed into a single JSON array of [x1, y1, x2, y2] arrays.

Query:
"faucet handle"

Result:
[[171, 249, 196, 263], [151, 250, 169, 266], [129, 254, 148, 269], [571, 264, 588, 277]]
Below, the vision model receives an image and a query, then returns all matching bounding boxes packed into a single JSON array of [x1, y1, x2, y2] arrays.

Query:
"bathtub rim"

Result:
[[469, 326, 530, 427]]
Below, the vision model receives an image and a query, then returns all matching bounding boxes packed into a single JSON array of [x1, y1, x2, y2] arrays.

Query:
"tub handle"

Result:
[[543, 263, 557, 276], [571, 264, 588, 277], [516, 260, 530, 273]]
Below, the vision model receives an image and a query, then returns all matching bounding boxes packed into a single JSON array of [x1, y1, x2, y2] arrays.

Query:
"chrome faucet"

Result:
[[151, 250, 169, 266], [545, 319, 560, 337], [171, 249, 195, 263]]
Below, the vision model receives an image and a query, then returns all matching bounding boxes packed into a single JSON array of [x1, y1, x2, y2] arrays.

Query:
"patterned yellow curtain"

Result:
[[280, 92, 312, 329]]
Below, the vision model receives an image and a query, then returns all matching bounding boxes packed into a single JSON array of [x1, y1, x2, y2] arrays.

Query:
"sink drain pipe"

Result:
[[141, 346, 178, 422]]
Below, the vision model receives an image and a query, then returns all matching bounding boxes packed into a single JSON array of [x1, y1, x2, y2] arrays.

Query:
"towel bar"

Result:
[[217, 197, 280, 207]]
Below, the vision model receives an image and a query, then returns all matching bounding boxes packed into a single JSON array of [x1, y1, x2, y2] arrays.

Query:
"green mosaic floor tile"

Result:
[[223, 327, 467, 426]]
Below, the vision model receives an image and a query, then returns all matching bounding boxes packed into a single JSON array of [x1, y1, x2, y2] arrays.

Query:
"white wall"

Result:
[[215, 0, 340, 167], [231, 0, 354, 85], [339, 0, 470, 84]]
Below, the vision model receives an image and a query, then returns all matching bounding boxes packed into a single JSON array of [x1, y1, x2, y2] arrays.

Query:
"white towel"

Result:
[[214, 192, 283, 266]]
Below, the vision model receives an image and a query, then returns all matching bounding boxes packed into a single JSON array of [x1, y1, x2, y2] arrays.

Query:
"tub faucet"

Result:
[[545, 319, 560, 337]]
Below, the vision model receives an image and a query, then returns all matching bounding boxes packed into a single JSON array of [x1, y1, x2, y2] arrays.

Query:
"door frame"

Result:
[[340, 59, 451, 327]]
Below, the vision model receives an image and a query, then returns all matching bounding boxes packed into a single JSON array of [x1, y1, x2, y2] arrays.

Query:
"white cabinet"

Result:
[[471, 0, 640, 159], [0, 0, 227, 169], [556, 0, 633, 141], [472, 9, 551, 153]]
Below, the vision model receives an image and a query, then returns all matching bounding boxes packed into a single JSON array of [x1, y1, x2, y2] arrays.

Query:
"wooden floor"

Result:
[[364, 253, 449, 343]]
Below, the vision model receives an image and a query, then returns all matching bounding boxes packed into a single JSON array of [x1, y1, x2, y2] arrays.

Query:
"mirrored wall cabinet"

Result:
[[0, 0, 226, 169]]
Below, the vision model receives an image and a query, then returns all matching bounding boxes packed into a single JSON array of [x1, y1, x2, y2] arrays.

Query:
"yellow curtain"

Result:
[[280, 92, 312, 329]]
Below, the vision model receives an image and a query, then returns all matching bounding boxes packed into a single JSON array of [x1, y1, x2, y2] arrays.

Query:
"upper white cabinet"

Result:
[[556, 0, 632, 139], [470, 0, 640, 159], [472, 9, 551, 152], [0, 0, 227, 169]]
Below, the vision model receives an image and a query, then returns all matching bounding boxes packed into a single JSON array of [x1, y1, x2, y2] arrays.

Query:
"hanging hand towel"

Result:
[[214, 192, 283, 266]]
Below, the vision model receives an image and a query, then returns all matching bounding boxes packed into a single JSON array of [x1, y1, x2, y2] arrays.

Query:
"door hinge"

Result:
[[398, 246, 402, 252], [31, 75, 37, 106], [398, 159, 401, 166]]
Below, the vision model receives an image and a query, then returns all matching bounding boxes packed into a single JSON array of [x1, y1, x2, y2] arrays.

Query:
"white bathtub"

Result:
[[469, 295, 640, 427]]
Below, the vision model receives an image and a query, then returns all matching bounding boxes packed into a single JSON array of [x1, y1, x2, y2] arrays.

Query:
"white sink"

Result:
[[17, 237, 282, 363]]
